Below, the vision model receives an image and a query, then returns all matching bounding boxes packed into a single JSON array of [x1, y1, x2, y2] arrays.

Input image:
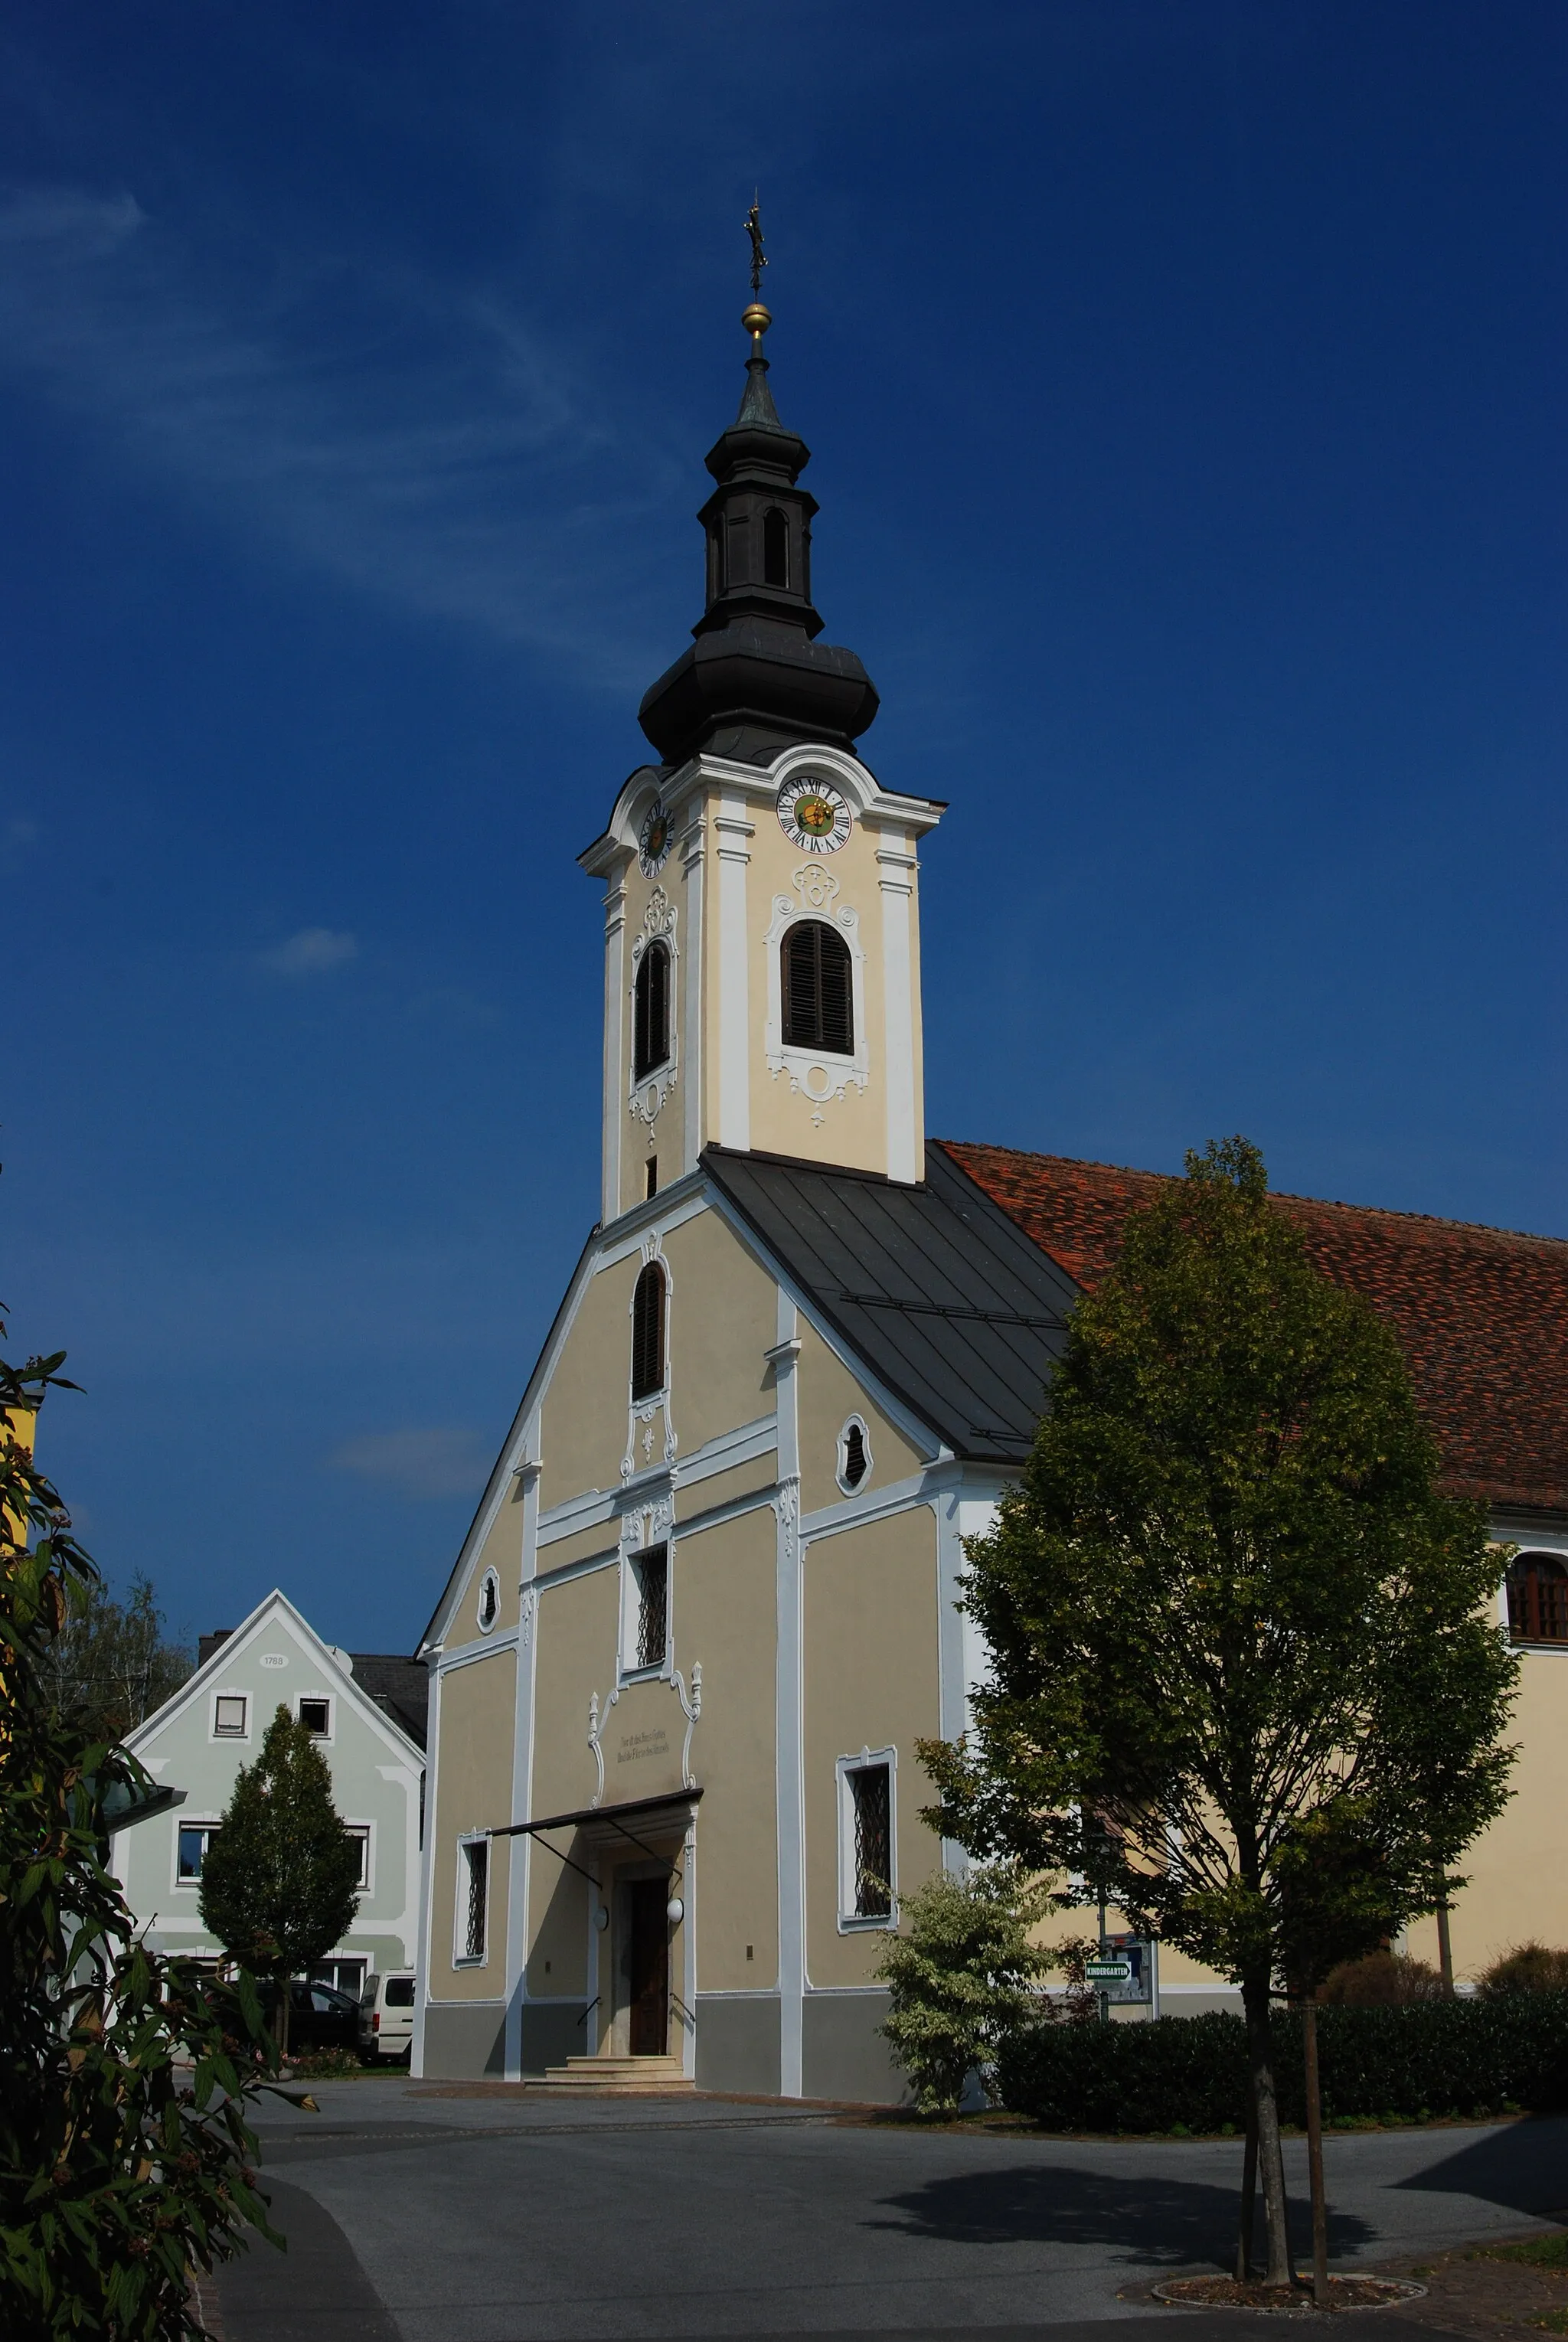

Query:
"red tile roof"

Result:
[[939, 1141, 1568, 1519]]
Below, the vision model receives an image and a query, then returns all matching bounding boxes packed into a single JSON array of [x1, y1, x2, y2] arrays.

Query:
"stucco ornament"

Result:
[[763, 870, 870, 1111], [628, 886, 679, 1129]]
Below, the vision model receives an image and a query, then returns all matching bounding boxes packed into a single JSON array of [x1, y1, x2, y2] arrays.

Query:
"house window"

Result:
[[628, 1544, 669, 1675], [838, 1750, 896, 1928], [298, 1697, 332, 1738], [177, 1824, 218, 1883], [213, 1694, 247, 1738], [311, 1957, 365, 1997], [345, 1825, 371, 1888], [763, 506, 789, 588], [458, 1838, 488, 1965], [633, 939, 671, 1081], [837, 1416, 871, 1494], [1508, 1553, 1568, 1644], [782, 920, 853, 1055], [631, 1262, 667, 1400], [477, 1570, 499, 1632]]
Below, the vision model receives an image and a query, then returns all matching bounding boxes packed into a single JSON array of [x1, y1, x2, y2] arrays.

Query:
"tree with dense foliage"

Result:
[[1, 1325, 288, 2340], [874, 1863, 1055, 2114], [38, 1573, 191, 1745], [199, 1707, 362, 2054], [921, 1138, 1519, 2285]]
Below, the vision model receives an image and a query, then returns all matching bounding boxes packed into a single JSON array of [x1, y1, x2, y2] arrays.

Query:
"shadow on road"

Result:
[[1393, 2117, 1568, 2221], [868, 2162, 1375, 2268]]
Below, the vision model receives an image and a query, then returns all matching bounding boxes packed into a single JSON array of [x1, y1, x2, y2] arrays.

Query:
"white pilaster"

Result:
[[713, 802, 753, 1152], [681, 808, 707, 1177], [602, 880, 628, 1222], [504, 1452, 542, 2079], [769, 1293, 805, 2097], [410, 1653, 443, 2078], [877, 841, 920, 1184]]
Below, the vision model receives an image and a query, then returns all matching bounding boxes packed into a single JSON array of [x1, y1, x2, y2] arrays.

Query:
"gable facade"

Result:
[[116, 1589, 426, 1995]]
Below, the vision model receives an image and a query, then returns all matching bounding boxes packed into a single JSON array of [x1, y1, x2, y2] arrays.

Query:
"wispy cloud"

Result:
[[328, 1426, 491, 1501], [256, 926, 358, 978], [0, 181, 678, 678]]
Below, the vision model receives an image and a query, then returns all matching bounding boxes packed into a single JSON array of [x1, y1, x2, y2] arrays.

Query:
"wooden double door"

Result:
[[626, 1877, 668, 2056]]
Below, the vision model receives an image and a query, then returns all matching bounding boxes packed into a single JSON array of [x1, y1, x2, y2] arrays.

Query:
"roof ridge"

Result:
[[935, 1138, 1568, 1253]]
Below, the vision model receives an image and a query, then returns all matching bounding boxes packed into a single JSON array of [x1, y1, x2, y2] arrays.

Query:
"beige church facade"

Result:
[[413, 305, 1568, 2097]]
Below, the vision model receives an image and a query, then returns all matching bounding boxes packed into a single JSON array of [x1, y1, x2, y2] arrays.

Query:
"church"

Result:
[[413, 289, 1568, 2099]]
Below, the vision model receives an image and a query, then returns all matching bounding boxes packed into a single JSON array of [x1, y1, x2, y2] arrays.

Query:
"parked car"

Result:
[[254, 1978, 362, 2053], [358, 1970, 416, 2062]]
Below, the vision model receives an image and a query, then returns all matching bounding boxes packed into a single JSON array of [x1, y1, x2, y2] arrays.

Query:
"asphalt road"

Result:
[[216, 2079, 1568, 2342]]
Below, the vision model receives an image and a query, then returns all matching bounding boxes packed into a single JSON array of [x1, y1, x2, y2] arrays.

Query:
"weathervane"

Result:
[[742, 198, 771, 351]]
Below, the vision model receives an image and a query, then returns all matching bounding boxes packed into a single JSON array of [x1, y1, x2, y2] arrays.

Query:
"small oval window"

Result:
[[478, 1572, 499, 1631], [838, 1417, 870, 1493]]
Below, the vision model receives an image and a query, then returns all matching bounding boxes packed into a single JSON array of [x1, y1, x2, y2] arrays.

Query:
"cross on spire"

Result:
[[745, 198, 766, 296]]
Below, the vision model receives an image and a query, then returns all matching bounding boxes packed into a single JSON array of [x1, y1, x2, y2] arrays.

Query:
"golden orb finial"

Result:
[[742, 300, 771, 349]]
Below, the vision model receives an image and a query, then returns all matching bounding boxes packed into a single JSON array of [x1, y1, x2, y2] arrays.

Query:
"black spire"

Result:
[[638, 281, 879, 769]]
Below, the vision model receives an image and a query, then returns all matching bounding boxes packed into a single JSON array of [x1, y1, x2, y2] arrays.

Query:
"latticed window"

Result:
[[782, 920, 853, 1055], [462, 1839, 488, 1963], [631, 1262, 666, 1400], [633, 939, 670, 1081], [850, 1763, 891, 1919], [1507, 1553, 1568, 1644], [634, 1546, 668, 1672]]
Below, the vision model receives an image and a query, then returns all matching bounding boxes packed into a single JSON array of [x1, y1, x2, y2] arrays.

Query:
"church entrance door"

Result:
[[627, 1878, 668, 2056]]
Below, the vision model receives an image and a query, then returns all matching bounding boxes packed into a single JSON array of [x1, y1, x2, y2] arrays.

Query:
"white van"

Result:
[[358, 1971, 416, 2062]]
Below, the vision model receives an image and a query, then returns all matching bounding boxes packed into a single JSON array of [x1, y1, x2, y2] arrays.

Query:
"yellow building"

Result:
[[414, 305, 1568, 2095]]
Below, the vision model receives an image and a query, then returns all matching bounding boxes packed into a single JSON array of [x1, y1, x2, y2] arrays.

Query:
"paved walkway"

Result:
[[215, 2080, 1568, 2342]]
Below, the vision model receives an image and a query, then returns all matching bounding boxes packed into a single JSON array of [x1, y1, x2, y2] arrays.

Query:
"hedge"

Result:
[[994, 1993, 1568, 2132]]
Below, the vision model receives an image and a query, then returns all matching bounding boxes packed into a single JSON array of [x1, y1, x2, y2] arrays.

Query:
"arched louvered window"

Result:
[[782, 919, 853, 1056], [1507, 1552, 1568, 1644], [763, 507, 789, 589], [633, 940, 670, 1081], [841, 1421, 867, 1490], [631, 1262, 667, 1400]]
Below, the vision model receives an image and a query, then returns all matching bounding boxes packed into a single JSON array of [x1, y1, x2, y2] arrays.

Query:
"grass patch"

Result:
[[1467, 2234, 1568, 2269]]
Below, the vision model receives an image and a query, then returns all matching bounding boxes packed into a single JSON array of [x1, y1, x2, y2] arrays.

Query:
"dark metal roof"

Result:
[[704, 1143, 1079, 1464]]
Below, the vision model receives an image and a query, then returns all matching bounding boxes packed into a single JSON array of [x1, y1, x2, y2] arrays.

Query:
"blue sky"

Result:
[[5, 2, 1563, 1656]]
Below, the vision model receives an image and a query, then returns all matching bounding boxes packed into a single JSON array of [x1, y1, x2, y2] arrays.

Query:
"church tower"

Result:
[[580, 285, 943, 1220]]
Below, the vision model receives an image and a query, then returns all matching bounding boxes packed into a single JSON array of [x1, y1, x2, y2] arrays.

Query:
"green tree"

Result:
[[875, 1863, 1056, 2114], [199, 1707, 362, 2054], [921, 1138, 1518, 2284], [39, 1573, 192, 1745], [1, 1325, 289, 2340]]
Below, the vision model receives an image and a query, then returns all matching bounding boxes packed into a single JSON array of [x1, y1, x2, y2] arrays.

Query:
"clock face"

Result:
[[638, 797, 671, 876], [777, 775, 851, 855]]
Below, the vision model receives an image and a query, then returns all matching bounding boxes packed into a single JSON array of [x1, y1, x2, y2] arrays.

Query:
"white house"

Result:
[[114, 1588, 426, 1997]]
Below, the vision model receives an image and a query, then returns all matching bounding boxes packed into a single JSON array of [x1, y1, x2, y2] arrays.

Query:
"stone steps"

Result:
[[534, 2053, 693, 2094]]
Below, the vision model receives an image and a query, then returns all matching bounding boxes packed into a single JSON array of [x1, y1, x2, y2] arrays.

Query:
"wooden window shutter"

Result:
[[782, 921, 853, 1056], [633, 941, 670, 1083], [631, 1262, 666, 1400]]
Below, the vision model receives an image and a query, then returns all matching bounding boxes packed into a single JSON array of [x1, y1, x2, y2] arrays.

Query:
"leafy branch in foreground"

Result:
[[920, 1138, 1518, 2282], [1, 1324, 296, 2340]]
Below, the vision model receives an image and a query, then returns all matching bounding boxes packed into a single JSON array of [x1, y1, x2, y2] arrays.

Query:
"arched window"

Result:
[[633, 939, 670, 1081], [763, 507, 789, 589], [1507, 1552, 1568, 1644], [782, 920, 853, 1055], [631, 1262, 666, 1400]]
